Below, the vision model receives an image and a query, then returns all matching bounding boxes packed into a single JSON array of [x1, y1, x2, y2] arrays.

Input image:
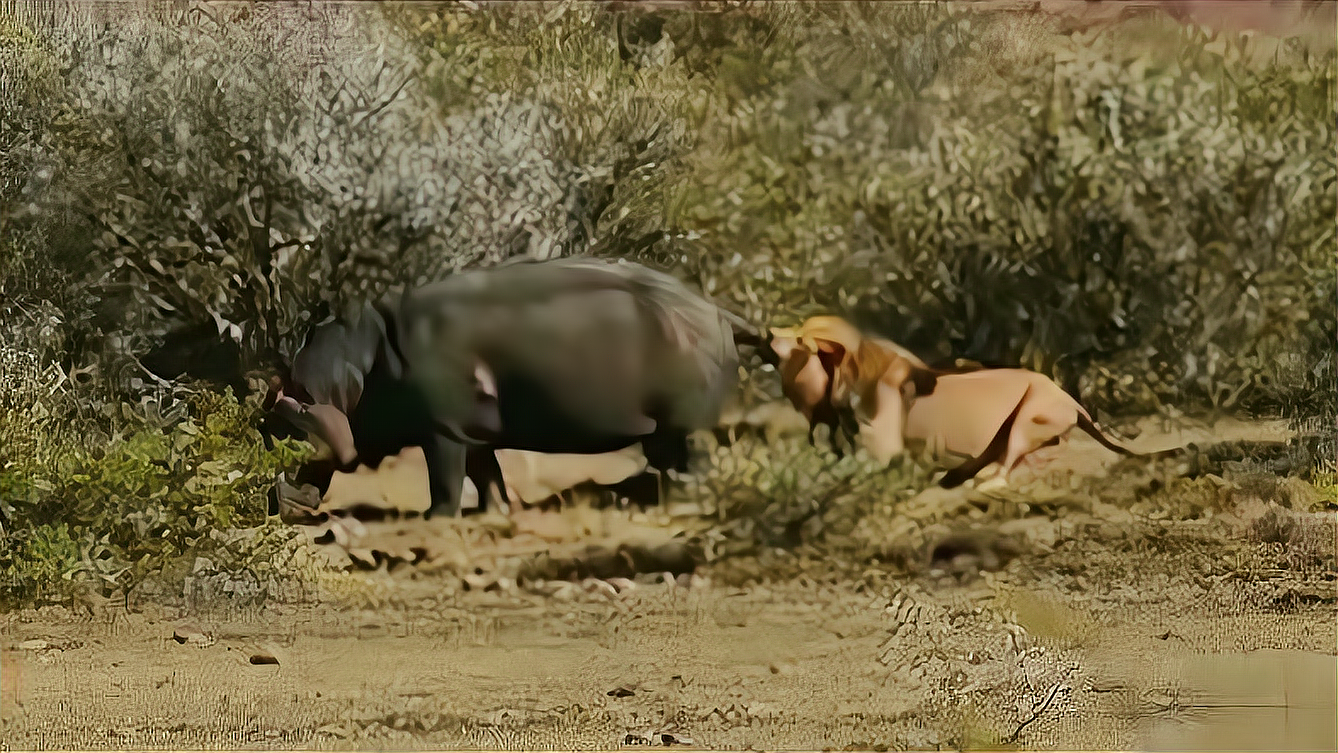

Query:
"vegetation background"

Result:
[[0, 0, 1333, 606]]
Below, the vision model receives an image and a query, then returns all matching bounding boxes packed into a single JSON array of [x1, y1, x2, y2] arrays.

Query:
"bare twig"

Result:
[[1004, 674, 1069, 745]]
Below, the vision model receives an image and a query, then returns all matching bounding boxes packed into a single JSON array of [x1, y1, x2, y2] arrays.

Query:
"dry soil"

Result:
[[2, 415, 1335, 751]]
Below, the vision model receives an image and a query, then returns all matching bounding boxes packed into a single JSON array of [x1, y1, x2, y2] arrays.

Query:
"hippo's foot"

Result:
[[642, 430, 692, 475], [460, 493, 509, 518], [423, 501, 461, 520]]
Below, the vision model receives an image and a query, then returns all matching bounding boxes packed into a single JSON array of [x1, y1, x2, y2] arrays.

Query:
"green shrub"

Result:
[[0, 522, 82, 601], [694, 429, 924, 562], [667, 6, 1335, 416], [10, 2, 1331, 419], [39, 3, 709, 374], [0, 386, 312, 606]]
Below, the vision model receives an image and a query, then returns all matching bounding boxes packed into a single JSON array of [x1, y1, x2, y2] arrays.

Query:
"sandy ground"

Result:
[[2, 414, 1335, 751]]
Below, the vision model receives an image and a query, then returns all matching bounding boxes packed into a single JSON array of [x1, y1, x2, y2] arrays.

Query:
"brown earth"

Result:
[[2, 414, 1335, 751]]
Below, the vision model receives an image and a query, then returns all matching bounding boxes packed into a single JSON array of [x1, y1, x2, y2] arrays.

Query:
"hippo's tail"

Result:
[[717, 307, 763, 345]]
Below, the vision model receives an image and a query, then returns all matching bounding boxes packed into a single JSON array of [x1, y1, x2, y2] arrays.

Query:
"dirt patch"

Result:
[[3, 577, 1332, 750], [2, 415, 1334, 750]]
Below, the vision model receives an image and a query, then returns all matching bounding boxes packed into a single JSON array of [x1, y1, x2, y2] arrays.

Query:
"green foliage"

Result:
[[0, 386, 312, 607], [391, 2, 710, 263], [58, 4, 426, 363], [667, 6, 1335, 416], [7, 2, 1331, 418], [0, 9, 93, 303], [39, 2, 710, 371], [0, 522, 81, 600], [694, 430, 923, 559], [1313, 472, 1338, 505]]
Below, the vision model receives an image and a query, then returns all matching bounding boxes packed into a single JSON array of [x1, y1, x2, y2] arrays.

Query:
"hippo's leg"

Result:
[[294, 460, 337, 496], [268, 459, 337, 516], [641, 428, 691, 475], [462, 449, 513, 516], [423, 434, 469, 519]]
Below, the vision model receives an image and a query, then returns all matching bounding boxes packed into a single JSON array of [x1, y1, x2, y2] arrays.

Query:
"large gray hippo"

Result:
[[265, 255, 767, 518]]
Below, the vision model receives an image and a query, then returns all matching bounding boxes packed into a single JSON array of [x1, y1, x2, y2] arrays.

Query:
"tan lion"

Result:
[[829, 333, 1180, 488]]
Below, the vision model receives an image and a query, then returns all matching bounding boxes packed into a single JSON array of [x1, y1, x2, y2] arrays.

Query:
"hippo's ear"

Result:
[[473, 361, 497, 400]]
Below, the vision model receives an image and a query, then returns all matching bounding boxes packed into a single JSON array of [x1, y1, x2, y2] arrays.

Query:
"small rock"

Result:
[[192, 557, 215, 575], [249, 650, 280, 666], [172, 623, 213, 647], [1278, 476, 1326, 510], [17, 639, 50, 651], [462, 572, 495, 592], [274, 479, 326, 523], [606, 577, 636, 594], [316, 722, 350, 738], [607, 685, 636, 698]]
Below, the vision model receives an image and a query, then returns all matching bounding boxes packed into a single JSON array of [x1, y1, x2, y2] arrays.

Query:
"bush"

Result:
[[692, 429, 927, 565], [10, 2, 1331, 417], [0, 521, 81, 602], [0, 386, 312, 607], [17, 3, 710, 380], [663, 5, 1335, 416], [0, 7, 98, 306]]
